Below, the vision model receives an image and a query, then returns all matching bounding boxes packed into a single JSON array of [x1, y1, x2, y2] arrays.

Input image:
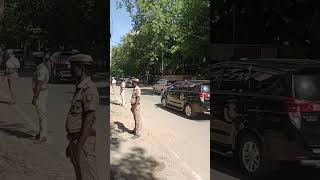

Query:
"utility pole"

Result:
[[161, 52, 164, 77]]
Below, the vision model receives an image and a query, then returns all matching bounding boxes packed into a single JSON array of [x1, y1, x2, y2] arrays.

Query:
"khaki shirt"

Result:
[[5, 56, 20, 74], [130, 86, 141, 105], [66, 77, 99, 133], [32, 63, 49, 90]]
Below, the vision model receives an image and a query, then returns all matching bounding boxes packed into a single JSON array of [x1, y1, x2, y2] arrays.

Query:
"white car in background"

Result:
[[153, 79, 176, 94]]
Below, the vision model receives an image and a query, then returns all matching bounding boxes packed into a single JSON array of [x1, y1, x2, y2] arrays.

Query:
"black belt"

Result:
[[67, 132, 81, 141], [67, 129, 96, 141]]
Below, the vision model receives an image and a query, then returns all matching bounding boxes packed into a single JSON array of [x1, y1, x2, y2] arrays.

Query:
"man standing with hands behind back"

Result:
[[5, 51, 20, 105], [65, 54, 99, 180], [131, 78, 142, 139], [32, 52, 49, 144]]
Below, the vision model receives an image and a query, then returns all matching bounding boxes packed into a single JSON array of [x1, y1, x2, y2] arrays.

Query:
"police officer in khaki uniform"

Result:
[[65, 54, 99, 180], [131, 78, 142, 139], [32, 52, 50, 144], [120, 79, 126, 106], [5, 51, 20, 105]]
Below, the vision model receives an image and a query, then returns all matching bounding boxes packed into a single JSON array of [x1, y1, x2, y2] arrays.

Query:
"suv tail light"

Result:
[[285, 99, 320, 130], [198, 92, 209, 102], [285, 99, 320, 113]]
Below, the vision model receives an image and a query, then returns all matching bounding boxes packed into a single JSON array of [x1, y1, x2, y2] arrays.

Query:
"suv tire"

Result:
[[239, 134, 273, 177], [184, 103, 197, 118]]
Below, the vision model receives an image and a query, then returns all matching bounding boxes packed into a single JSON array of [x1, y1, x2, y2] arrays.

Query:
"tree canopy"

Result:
[[111, 0, 210, 78], [0, 0, 104, 50]]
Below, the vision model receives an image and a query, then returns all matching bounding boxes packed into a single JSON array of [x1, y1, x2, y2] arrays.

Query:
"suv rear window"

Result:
[[294, 73, 320, 101]]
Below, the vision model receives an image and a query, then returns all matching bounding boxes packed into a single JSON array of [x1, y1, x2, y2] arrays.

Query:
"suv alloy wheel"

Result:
[[184, 103, 196, 118], [239, 135, 273, 177]]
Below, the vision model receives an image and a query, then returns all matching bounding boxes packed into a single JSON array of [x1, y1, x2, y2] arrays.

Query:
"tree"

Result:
[[112, 0, 210, 78], [0, 0, 103, 50]]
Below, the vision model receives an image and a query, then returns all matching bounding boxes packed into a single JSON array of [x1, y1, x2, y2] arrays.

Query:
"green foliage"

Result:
[[112, 0, 209, 77], [0, 0, 103, 49]]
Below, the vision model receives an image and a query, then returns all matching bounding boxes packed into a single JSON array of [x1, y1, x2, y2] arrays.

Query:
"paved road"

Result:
[[115, 86, 210, 180]]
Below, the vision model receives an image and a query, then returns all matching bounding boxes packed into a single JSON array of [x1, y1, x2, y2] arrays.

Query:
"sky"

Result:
[[110, 0, 133, 48]]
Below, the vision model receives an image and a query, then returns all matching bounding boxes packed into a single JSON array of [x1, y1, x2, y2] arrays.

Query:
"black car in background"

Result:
[[210, 59, 320, 177], [161, 80, 210, 118], [49, 50, 79, 83]]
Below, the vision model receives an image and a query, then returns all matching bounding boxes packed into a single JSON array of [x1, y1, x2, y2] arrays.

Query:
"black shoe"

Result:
[[131, 134, 141, 139]]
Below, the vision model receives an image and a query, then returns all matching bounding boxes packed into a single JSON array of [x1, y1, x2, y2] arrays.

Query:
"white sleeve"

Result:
[[15, 59, 20, 68]]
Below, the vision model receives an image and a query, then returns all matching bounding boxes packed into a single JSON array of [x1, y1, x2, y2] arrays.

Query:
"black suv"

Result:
[[211, 59, 320, 177], [161, 80, 210, 118]]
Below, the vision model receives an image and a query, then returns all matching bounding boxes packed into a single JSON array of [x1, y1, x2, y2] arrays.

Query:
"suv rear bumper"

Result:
[[192, 102, 210, 114], [264, 131, 320, 164]]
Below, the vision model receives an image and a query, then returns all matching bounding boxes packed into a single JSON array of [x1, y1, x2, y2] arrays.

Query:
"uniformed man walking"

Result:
[[65, 54, 99, 180], [4, 51, 20, 105], [120, 79, 126, 106], [130, 78, 142, 139], [32, 53, 50, 144], [111, 77, 116, 94]]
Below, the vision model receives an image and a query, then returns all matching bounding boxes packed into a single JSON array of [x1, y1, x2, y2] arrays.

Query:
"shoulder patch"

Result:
[[86, 94, 95, 101]]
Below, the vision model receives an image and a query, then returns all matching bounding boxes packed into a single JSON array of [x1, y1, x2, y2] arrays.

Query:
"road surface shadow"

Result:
[[110, 123, 164, 180], [0, 121, 34, 139], [111, 147, 161, 180], [110, 124, 125, 152], [110, 100, 121, 106], [154, 104, 210, 121], [212, 153, 320, 180], [114, 121, 134, 134], [0, 100, 9, 104]]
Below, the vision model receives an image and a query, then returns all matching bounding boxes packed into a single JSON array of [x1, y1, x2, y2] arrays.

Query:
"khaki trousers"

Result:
[[120, 90, 125, 105], [68, 136, 97, 180], [131, 105, 142, 136], [35, 89, 48, 138]]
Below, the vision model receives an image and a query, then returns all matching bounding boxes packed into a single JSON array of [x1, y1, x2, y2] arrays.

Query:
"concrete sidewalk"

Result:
[[0, 78, 74, 180]]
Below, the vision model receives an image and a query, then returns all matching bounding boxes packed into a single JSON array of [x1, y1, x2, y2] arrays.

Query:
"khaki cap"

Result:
[[68, 54, 93, 64]]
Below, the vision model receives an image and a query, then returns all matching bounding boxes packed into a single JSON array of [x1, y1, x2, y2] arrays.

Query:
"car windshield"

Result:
[[294, 72, 320, 101]]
